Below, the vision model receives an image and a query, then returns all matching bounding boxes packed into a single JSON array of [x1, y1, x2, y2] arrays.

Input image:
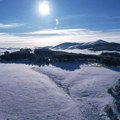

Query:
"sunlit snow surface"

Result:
[[0, 63, 120, 120]]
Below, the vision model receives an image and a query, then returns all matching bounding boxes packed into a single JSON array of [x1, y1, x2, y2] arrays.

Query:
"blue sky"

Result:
[[0, 0, 120, 47]]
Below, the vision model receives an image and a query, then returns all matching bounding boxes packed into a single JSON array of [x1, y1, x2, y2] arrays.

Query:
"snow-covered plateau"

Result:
[[0, 63, 120, 120]]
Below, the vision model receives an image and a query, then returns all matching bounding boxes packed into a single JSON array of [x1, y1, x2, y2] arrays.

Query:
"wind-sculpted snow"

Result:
[[0, 63, 120, 120], [32, 64, 120, 120], [0, 63, 81, 120]]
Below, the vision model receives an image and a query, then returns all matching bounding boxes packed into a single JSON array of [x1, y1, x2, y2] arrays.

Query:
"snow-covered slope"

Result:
[[52, 40, 108, 50], [0, 63, 119, 120], [80, 39, 108, 46], [52, 42, 82, 50], [0, 63, 80, 120], [51, 40, 120, 55]]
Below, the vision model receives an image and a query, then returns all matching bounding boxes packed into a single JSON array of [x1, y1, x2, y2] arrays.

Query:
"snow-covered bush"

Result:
[[105, 79, 120, 120]]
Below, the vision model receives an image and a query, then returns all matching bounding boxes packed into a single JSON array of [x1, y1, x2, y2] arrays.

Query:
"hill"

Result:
[[51, 40, 120, 51]]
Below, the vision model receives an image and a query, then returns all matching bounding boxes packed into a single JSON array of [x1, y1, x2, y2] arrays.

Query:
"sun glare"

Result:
[[39, 1, 50, 16]]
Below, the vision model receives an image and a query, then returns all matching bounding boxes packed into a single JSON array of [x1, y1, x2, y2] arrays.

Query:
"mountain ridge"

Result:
[[51, 40, 120, 51]]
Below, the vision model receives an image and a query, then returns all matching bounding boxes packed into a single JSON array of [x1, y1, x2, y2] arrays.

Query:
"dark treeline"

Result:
[[101, 52, 120, 58], [0, 48, 120, 67], [89, 43, 120, 51]]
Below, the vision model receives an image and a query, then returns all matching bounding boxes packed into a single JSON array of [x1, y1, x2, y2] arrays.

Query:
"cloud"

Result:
[[0, 28, 120, 48], [24, 28, 120, 43], [25, 28, 90, 35], [24, 28, 102, 36], [55, 19, 59, 26], [0, 23, 24, 29]]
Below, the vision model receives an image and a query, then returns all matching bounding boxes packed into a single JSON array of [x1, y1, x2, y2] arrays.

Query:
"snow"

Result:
[[0, 63, 120, 120], [52, 40, 108, 50], [80, 40, 108, 46], [0, 63, 79, 120], [52, 42, 83, 50]]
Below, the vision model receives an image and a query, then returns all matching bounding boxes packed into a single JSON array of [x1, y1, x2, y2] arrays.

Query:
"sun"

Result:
[[39, 1, 50, 16]]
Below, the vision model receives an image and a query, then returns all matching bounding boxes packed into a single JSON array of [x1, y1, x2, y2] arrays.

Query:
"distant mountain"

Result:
[[51, 40, 120, 51], [77, 40, 108, 49], [80, 39, 108, 46], [52, 42, 82, 50], [52, 40, 108, 50]]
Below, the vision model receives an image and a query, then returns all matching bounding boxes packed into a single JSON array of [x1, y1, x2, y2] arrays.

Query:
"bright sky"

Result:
[[0, 0, 120, 47]]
